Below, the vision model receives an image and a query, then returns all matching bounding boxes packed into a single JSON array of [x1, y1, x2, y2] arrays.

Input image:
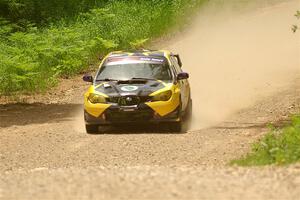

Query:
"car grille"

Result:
[[105, 108, 154, 122], [108, 96, 151, 106]]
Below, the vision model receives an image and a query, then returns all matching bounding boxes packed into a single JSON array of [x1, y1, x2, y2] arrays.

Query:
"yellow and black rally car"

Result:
[[83, 50, 192, 133]]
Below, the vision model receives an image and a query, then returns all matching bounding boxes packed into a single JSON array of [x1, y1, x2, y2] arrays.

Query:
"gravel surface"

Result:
[[0, 77, 299, 200], [0, 0, 300, 199], [2, 166, 300, 200]]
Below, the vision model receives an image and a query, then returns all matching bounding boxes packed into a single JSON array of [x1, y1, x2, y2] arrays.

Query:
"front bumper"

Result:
[[84, 104, 180, 125]]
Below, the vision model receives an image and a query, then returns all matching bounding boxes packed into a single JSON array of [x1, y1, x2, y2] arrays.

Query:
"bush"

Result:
[[0, 0, 108, 24], [232, 115, 300, 166], [0, 0, 207, 94]]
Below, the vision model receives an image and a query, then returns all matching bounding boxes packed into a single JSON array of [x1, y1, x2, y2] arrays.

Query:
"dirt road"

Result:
[[1, 0, 300, 199]]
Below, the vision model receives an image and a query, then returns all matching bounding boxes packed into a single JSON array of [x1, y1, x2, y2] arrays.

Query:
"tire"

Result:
[[85, 124, 99, 134], [185, 99, 193, 121], [183, 99, 193, 131], [171, 99, 192, 133], [169, 121, 183, 133]]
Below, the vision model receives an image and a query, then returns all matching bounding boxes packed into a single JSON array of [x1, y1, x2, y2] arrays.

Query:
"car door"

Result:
[[170, 55, 189, 111]]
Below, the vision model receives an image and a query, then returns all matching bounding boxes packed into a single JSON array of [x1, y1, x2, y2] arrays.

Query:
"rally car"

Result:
[[83, 50, 192, 133]]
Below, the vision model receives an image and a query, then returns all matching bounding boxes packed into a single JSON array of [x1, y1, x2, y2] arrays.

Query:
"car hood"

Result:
[[94, 80, 167, 97]]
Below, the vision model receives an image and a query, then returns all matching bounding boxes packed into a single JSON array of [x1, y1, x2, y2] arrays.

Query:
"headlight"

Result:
[[152, 90, 172, 102], [88, 93, 107, 104]]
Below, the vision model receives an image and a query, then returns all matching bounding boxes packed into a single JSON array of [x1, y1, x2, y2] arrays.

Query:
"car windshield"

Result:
[[96, 57, 173, 82]]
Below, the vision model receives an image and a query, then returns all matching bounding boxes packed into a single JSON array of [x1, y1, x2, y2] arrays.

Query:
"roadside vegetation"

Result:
[[232, 11, 300, 167], [0, 0, 207, 95], [292, 10, 300, 32], [232, 115, 300, 166]]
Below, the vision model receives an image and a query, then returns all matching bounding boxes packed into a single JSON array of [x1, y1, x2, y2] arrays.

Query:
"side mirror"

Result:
[[177, 72, 189, 80], [83, 74, 93, 83]]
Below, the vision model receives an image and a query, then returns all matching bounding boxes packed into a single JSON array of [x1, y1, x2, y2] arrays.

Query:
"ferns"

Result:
[[0, 0, 206, 94]]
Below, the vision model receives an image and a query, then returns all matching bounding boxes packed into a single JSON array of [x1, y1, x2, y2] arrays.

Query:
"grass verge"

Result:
[[232, 115, 300, 166]]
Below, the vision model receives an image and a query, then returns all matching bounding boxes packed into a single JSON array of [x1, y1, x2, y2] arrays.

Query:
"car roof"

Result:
[[106, 50, 172, 59]]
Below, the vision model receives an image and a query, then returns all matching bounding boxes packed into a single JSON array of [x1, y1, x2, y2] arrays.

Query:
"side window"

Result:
[[168, 57, 177, 77], [171, 56, 182, 74]]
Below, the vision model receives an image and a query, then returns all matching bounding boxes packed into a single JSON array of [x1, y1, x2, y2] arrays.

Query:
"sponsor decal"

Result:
[[139, 57, 164, 62], [121, 85, 139, 92], [106, 56, 165, 65]]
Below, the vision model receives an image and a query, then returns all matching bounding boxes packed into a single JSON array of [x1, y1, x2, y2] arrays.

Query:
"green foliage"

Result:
[[0, 0, 207, 94], [232, 115, 300, 166], [292, 10, 300, 33], [0, 0, 108, 24]]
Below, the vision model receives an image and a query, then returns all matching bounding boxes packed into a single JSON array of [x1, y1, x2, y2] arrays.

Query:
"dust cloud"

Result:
[[166, 0, 300, 129]]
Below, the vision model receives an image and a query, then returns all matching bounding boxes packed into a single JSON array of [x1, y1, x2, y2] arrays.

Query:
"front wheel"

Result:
[[184, 99, 193, 130], [85, 124, 99, 134], [169, 121, 183, 133], [169, 99, 192, 133]]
